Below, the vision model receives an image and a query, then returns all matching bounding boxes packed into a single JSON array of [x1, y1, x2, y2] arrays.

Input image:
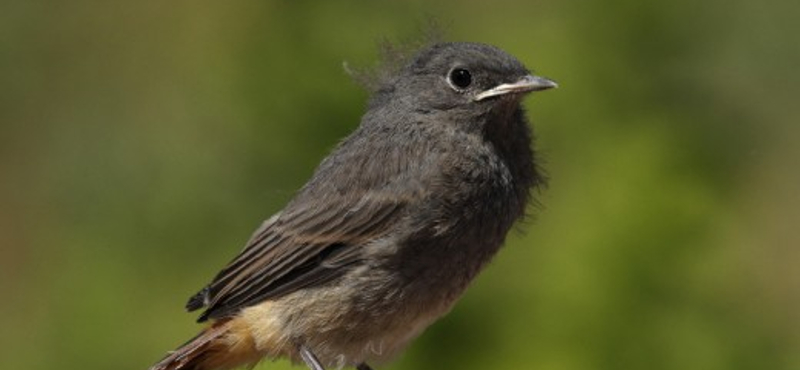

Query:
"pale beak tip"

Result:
[[528, 75, 558, 91]]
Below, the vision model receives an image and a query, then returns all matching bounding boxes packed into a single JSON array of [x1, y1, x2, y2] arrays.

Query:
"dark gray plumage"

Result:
[[150, 41, 556, 370]]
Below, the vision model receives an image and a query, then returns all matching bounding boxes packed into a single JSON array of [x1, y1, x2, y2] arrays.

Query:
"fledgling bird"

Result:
[[148, 41, 556, 370]]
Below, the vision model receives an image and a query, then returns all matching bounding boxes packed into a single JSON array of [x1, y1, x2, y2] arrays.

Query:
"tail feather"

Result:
[[149, 320, 259, 370]]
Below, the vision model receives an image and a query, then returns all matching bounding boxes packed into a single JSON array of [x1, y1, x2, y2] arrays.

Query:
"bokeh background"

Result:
[[2, 1, 798, 370]]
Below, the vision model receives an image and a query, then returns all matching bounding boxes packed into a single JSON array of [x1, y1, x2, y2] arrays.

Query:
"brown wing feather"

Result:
[[187, 192, 407, 322]]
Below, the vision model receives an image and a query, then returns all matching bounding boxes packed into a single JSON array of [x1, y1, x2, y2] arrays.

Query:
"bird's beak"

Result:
[[474, 74, 558, 101]]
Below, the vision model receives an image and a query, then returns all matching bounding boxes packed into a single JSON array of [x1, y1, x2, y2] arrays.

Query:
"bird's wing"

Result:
[[185, 191, 408, 322]]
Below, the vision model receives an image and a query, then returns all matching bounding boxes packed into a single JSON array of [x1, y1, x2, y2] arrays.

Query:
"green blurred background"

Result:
[[2, 1, 798, 370]]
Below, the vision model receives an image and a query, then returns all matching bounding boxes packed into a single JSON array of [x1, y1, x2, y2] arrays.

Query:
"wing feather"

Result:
[[188, 194, 407, 322]]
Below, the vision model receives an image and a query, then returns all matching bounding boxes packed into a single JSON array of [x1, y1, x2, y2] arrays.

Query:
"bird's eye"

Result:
[[448, 68, 472, 89]]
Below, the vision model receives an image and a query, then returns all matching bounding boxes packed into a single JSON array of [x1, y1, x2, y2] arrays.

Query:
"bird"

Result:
[[148, 41, 557, 370]]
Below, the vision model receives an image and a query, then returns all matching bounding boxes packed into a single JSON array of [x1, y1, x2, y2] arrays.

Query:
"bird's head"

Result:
[[376, 42, 556, 114]]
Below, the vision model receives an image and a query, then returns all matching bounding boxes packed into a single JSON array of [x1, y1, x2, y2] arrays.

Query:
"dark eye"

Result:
[[449, 68, 472, 89]]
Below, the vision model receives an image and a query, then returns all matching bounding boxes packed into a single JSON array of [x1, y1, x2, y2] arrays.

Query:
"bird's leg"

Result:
[[299, 345, 326, 370], [356, 363, 374, 370]]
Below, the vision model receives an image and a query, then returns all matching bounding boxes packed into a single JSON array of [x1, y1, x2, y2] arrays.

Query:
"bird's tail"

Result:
[[148, 319, 260, 370]]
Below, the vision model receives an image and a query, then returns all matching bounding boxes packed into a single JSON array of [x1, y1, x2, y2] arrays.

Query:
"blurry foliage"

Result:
[[1, 1, 798, 370]]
